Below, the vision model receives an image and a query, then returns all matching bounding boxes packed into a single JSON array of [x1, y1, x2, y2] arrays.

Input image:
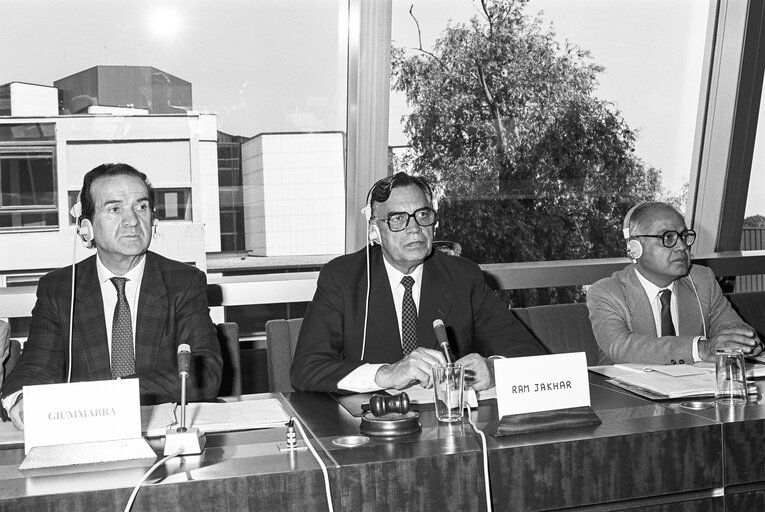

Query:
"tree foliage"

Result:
[[391, 0, 663, 305]]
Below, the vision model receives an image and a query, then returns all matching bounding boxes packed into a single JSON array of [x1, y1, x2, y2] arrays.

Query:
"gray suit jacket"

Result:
[[587, 264, 746, 364]]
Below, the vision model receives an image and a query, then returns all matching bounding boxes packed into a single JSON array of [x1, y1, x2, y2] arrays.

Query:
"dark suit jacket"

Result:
[[2, 252, 223, 405], [290, 246, 546, 392], [587, 264, 748, 364]]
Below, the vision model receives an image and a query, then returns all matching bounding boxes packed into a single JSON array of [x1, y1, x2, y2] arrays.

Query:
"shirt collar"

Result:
[[634, 267, 675, 299], [96, 253, 147, 284], [381, 255, 424, 291]]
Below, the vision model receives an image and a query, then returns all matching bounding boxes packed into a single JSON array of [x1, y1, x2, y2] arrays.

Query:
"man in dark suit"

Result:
[[587, 201, 761, 364], [290, 172, 545, 393], [2, 163, 222, 430]]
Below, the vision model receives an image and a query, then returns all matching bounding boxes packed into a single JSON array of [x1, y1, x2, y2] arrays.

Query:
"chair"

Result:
[[512, 303, 611, 366], [216, 322, 242, 396], [725, 291, 765, 340], [265, 318, 303, 393]]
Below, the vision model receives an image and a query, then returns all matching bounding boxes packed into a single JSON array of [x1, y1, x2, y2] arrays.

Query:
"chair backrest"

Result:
[[512, 303, 611, 366], [265, 318, 303, 393], [216, 322, 242, 397], [725, 291, 765, 341]]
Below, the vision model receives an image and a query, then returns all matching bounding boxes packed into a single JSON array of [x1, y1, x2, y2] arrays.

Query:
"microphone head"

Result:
[[177, 344, 191, 375], [433, 319, 449, 345]]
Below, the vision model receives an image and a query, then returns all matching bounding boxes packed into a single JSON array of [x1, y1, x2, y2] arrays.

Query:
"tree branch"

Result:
[[408, 4, 446, 66]]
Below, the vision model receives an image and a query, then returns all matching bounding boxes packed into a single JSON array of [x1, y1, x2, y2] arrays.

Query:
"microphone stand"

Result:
[[164, 370, 206, 456]]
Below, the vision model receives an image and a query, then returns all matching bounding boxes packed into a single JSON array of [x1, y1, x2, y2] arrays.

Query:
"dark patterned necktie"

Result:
[[401, 275, 418, 355], [659, 289, 676, 337], [111, 277, 136, 378]]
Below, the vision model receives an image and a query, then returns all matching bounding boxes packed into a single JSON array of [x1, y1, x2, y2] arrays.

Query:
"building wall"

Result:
[[242, 132, 345, 256], [0, 113, 220, 274]]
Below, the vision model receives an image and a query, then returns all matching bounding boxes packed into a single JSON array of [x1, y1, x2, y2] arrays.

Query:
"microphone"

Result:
[[164, 344, 206, 455], [177, 343, 191, 377], [433, 319, 452, 364]]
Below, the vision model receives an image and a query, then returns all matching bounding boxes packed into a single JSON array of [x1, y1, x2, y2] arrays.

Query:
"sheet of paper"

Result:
[[143, 398, 290, 437], [611, 371, 716, 398], [614, 364, 712, 377], [0, 418, 23, 446]]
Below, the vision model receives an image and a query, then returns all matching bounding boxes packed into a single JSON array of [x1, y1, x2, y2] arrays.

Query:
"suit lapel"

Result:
[[362, 249, 402, 361], [675, 275, 703, 336], [135, 253, 168, 372], [624, 267, 659, 336], [418, 254, 452, 349], [73, 256, 111, 380]]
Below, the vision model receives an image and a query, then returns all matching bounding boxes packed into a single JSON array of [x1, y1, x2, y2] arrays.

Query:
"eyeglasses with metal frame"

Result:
[[634, 229, 696, 248], [373, 207, 437, 232]]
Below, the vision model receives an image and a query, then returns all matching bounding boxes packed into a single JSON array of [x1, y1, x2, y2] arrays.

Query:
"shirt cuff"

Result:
[[692, 336, 704, 363], [1, 390, 22, 414], [337, 364, 386, 393]]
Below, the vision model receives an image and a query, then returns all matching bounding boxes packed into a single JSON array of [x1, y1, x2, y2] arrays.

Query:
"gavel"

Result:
[[369, 392, 410, 416]]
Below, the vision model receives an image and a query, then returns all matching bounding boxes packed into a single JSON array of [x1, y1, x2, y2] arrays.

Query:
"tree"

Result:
[[391, 0, 662, 305]]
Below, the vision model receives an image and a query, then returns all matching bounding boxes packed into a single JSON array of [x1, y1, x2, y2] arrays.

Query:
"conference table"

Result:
[[0, 373, 763, 511]]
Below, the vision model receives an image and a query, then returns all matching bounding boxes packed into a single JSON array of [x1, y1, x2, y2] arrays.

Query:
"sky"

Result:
[[1, 0, 762, 216]]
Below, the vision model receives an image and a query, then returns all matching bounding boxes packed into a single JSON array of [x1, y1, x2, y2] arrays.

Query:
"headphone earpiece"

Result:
[[626, 239, 643, 260], [361, 205, 372, 222], [368, 224, 381, 245], [70, 202, 82, 219]]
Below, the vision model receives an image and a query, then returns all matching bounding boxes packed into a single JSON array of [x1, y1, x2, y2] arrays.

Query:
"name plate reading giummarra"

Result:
[[23, 379, 142, 455], [494, 352, 591, 417]]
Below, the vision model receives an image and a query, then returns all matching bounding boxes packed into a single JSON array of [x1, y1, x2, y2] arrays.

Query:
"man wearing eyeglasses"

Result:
[[587, 201, 761, 364], [290, 172, 545, 393]]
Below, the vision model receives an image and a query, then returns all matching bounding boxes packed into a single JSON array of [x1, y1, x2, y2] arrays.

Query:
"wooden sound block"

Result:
[[359, 411, 421, 437]]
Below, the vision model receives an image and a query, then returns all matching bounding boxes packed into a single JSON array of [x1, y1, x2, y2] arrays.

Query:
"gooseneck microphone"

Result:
[[433, 319, 452, 364], [177, 344, 191, 431], [164, 343, 206, 455]]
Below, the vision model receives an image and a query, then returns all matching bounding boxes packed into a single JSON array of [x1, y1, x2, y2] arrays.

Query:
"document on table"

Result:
[[589, 364, 716, 399], [142, 398, 290, 437]]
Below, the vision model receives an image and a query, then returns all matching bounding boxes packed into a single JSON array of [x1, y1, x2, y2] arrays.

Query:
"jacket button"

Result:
[[679, 359, 685, 364], [670, 359, 676, 364]]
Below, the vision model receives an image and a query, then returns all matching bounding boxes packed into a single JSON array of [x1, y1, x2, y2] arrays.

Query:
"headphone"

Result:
[[70, 192, 95, 248], [362, 178, 386, 246], [622, 202, 652, 261]]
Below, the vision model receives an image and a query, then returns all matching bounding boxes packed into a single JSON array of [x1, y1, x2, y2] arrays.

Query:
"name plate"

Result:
[[494, 352, 591, 417], [24, 379, 142, 454]]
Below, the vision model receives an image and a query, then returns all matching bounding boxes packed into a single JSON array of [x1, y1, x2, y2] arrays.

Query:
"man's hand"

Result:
[[456, 353, 494, 391], [698, 326, 762, 362], [374, 348, 446, 390], [9, 398, 24, 431]]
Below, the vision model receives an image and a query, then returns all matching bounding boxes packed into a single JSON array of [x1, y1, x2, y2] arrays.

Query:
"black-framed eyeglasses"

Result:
[[373, 207, 437, 232], [634, 229, 696, 248]]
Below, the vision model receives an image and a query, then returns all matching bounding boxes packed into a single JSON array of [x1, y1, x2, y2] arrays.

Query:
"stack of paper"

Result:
[[142, 398, 290, 437]]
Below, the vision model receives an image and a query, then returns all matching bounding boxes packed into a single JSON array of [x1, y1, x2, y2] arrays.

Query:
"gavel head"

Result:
[[369, 392, 410, 416]]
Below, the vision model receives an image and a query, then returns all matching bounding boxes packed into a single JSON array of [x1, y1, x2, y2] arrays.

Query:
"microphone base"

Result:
[[163, 427, 206, 455]]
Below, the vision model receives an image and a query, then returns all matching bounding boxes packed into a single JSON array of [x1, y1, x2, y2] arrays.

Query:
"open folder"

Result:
[[142, 398, 290, 437], [589, 364, 716, 399]]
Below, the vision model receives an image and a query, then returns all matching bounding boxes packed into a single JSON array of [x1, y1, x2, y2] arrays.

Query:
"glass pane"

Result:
[[390, 0, 709, 276], [155, 188, 191, 221], [0, 154, 56, 207]]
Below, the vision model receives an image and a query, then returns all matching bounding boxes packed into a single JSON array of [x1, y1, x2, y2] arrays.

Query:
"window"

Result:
[[0, 149, 57, 230], [154, 188, 191, 221], [389, 0, 711, 305]]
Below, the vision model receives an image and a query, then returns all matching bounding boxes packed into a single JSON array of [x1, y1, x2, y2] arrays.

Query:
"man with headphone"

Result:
[[290, 172, 545, 393], [1, 163, 222, 430], [587, 201, 761, 364]]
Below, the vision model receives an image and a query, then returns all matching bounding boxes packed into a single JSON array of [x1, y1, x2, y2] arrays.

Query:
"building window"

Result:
[[155, 188, 191, 221], [0, 149, 57, 230]]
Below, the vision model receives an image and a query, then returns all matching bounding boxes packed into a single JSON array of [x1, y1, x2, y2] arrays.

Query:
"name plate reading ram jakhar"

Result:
[[23, 379, 143, 455], [494, 352, 591, 417]]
